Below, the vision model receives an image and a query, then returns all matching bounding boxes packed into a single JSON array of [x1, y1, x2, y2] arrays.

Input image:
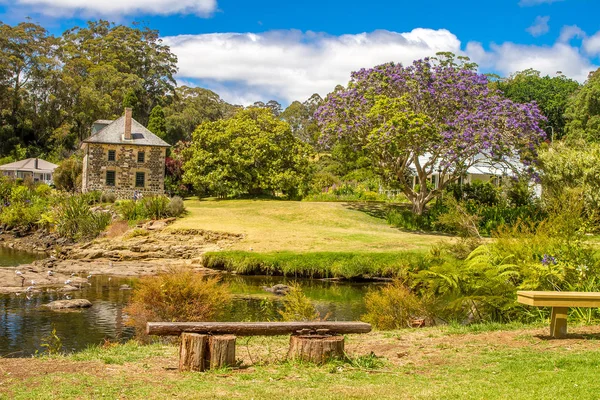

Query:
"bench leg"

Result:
[[550, 307, 568, 338]]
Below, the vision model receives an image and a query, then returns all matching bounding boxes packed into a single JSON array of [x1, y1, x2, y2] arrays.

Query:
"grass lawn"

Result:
[[4, 324, 600, 399], [169, 199, 449, 253]]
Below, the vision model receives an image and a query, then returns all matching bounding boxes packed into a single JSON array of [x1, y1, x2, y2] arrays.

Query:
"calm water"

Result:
[[0, 255, 379, 357], [0, 246, 44, 266]]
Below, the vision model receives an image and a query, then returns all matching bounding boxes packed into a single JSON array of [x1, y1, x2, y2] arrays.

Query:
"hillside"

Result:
[[169, 200, 449, 253]]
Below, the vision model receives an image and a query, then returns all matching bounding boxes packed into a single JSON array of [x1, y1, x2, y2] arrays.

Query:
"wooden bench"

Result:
[[147, 321, 372, 371], [517, 291, 600, 338]]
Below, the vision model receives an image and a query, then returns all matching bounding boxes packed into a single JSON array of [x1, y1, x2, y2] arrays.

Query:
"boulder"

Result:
[[44, 299, 92, 310], [261, 284, 291, 295]]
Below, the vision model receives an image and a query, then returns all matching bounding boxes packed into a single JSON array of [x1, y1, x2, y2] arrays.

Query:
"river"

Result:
[[0, 250, 379, 357]]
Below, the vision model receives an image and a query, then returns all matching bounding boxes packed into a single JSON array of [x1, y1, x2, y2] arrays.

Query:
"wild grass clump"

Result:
[[124, 268, 231, 341], [51, 195, 112, 241], [202, 251, 429, 279], [278, 284, 320, 321], [117, 195, 186, 222]]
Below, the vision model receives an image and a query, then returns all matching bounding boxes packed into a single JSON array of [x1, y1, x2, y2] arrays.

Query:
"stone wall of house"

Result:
[[82, 143, 166, 199]]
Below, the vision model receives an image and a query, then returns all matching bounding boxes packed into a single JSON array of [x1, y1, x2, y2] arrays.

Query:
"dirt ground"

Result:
[[3, 325, 600, 383]]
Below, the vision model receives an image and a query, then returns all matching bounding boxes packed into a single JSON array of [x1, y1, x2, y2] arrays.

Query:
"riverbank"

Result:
[[3, 323, 600, 399], [0, 222, 243, 294]]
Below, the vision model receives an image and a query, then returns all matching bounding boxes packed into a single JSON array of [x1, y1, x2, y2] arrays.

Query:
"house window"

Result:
[[135, 172, 145, 188], [106, 171, 116, 186], [108, 150, 116, 161], [137, 151, 145, 163]]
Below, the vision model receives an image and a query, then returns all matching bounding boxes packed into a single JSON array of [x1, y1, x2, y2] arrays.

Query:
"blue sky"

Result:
[[1, 0, 598, 105]]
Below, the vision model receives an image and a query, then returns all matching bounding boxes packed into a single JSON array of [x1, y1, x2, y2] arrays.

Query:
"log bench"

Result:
[[517, 291, 600, 338], [146, 321, 372, 371]]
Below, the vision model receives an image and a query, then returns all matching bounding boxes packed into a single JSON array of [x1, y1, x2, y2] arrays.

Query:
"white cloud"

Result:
[[583, 31, 600, 56], [526, 16, 550, 37], [164, 29, 463, 104], [6, 0, 217, 17], [558, 25, 585, 42], [164, 28, 598, 105], [519, 0, 565, 6], [467, 41, 594, 82]]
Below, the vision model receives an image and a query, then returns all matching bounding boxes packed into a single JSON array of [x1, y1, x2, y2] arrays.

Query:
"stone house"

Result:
[[81, 108, 170, 198]]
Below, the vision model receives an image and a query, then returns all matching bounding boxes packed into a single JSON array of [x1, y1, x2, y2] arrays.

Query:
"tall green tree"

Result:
[[183, 108, 312, 198], [0, 21, 57, 156], [147, 105, 167, 140], [495, 69, 580, 140], [281, 93, 323, 147], [564, 68, 600, 142], [163, 86, 234, 143]]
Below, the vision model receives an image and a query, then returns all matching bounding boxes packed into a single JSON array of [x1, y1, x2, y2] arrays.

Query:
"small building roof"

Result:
[[0, 158, 58, 173], [83, 116, 170, 147]]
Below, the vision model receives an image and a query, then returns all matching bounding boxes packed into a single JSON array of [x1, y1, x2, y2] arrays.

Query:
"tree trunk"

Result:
[[206, 335, 236, 369], [288, 335, 345, 364], [179, 333, 208, 372]]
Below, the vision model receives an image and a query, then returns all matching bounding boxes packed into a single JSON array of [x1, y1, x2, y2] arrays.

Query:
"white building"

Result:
[[0, 158, 58, 184]]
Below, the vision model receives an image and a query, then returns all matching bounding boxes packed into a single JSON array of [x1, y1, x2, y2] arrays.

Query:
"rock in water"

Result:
[[261, 284, 291, 295], [44, 299, 92, 310]]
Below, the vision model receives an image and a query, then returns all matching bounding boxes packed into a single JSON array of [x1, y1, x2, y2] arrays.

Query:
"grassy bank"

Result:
[[203, 250, 430, 279], [3, 324, 600, 399], [169, 199, 450, 252]]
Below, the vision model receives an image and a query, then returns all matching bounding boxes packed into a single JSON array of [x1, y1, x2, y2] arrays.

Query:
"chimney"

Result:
[[124, 107, 132, 140], [34, 158, 38, 170]]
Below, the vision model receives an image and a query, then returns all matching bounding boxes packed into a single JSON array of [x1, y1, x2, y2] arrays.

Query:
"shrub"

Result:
[[142, 195, 170, 220], [117, 200, 143, 221], [53, 157, 82, 192], [362, 281, 428, 330], [278, 285, 320, 321], [53, 195, 112, 241], [124, 268, 231, 340], [100, 192, 117, 203], [166, 196, 185, 217]]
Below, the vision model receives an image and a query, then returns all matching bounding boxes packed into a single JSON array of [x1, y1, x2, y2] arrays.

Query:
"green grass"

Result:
[[169, 199, 450, 253], [5, 326, 600, 399], [204, 250, 430, 279]]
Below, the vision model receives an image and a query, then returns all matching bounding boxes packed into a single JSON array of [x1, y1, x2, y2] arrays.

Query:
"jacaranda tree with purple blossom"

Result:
[[316, 54, 547, 215]]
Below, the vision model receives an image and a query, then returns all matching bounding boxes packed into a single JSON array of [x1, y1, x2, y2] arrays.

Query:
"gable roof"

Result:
[[83, 116, 170, 147], [0, 158, 58, 173]]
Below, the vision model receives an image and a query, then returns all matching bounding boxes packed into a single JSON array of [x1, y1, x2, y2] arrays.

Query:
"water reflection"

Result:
[[0, 246, 44, 267], [0, 276, 135, 357]]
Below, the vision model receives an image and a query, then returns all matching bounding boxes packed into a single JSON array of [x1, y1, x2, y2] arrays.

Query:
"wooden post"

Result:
[[179, 333, 208, 372], [550, 307, 568, 338], [288, 335, 345, 364], [206, 335, 236, 369]]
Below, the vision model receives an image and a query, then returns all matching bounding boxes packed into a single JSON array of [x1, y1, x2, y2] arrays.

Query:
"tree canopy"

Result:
[[183, 108, 312, 198], [564, 68, 600, 142], [316, 55, 547, 214], [494, 69, 580, 140]]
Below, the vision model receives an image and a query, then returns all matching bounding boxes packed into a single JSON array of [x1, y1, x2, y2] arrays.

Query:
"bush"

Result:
[[362, 281, 429, 330], [53, 157, 82, 193], [100, 192, 117, 203], [142, 196, 170, 220], [124, 268, 231, 340], [53, 195, 112, 241], [166, 196, 185, 217], [278, 285, 320, 321], [117, 200, 144, 221]]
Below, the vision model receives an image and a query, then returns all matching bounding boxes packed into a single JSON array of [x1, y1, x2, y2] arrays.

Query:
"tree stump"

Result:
[[206, 335, 236, 369], [179, 333, 208, 372], [288, 335, 345, 364]]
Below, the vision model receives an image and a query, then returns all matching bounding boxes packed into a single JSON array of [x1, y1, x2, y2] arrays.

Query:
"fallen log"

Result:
[[147, 321, 372, 337]]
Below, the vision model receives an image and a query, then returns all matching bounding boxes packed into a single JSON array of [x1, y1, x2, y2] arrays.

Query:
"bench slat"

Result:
[[517, 291, 600, 307], [147, 321, 372, 336]]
